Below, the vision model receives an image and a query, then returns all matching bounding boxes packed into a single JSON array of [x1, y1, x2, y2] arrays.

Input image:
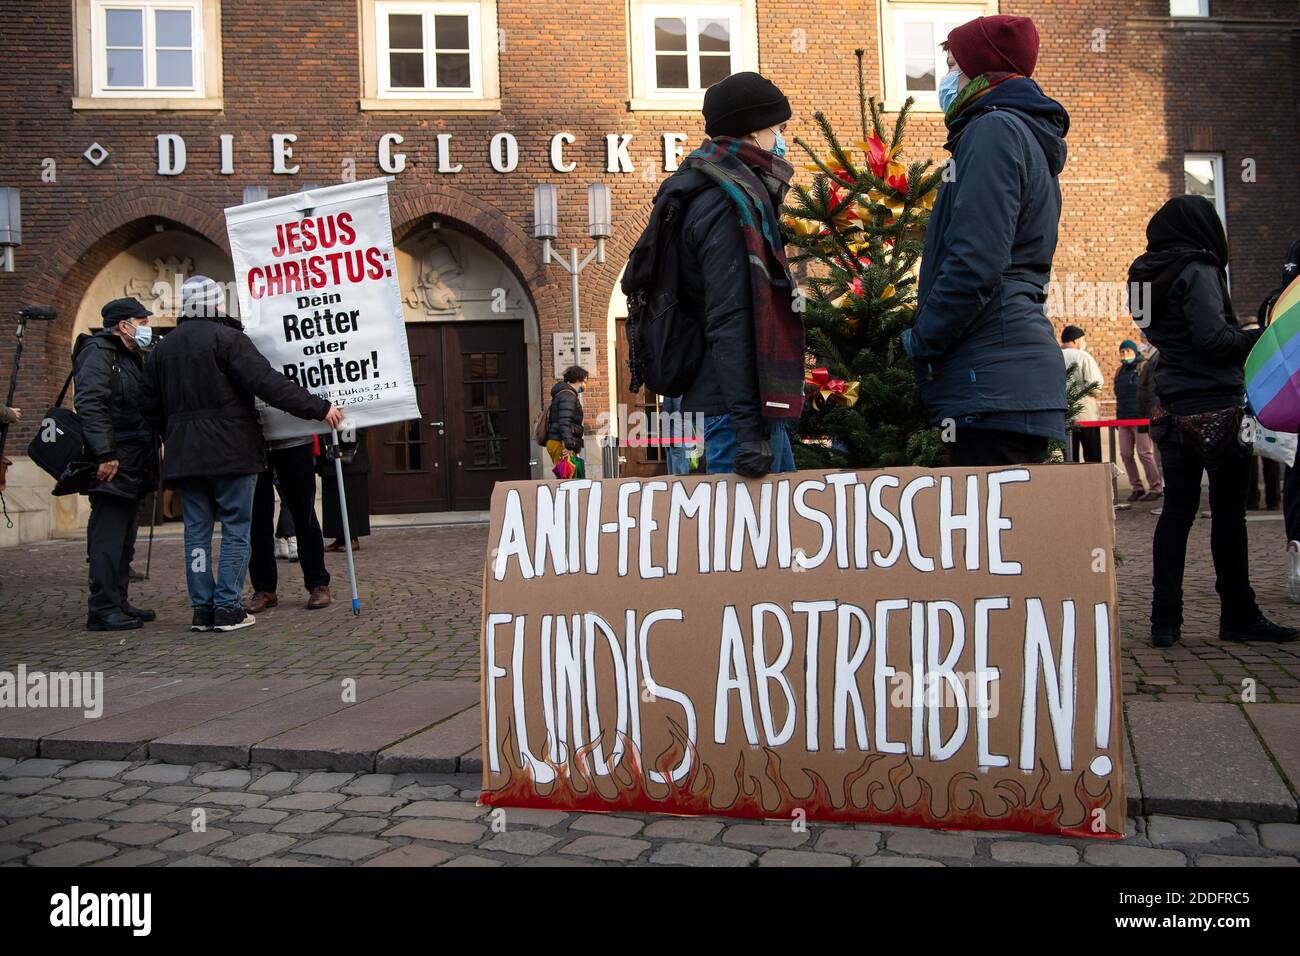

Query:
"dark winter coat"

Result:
[[142, 315, 331, 481], [546, 381, 584, 451], [671, 169, 767, 444], [909, 78, 1070, 431], [1114, 358, 1143, 420], [1144, 261, 1260, 415], [71, 330, 156, 500]]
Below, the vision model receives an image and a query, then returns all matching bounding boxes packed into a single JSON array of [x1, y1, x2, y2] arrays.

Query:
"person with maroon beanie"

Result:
[[902, 15, 1070, 466]]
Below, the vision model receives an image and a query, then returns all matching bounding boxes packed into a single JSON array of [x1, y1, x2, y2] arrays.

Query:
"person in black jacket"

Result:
[[1114, 338, 1163, 502], [546, 366, 587, 467], [902, 15, 1069, 466], [1129, 196, 1296, 647], [73, 297, 158, 631], [666, 71, 802, 479], [142, 276, 343, 633]]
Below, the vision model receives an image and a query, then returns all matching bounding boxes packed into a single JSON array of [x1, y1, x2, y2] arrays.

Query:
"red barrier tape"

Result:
[[1076, 419, 1150, 428]]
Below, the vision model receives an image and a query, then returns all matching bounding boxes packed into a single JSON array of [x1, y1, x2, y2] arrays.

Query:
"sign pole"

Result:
[[331, 427, 361, 616]]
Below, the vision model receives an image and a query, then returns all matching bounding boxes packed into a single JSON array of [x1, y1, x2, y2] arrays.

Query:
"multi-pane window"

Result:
[[92, 0, 202, 95], [377, 2, 478, 96], [645, 5, 740, 94], [892, 6, 982, 100], [463, 351, 506, 470]]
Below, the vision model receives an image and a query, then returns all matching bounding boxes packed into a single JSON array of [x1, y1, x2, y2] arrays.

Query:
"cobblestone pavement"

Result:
[[1, 506, 1298, 700], [2, 757, 1297, 868]]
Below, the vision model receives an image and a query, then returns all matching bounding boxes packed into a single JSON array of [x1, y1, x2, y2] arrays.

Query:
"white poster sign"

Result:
[[224, 177, 420, 440]]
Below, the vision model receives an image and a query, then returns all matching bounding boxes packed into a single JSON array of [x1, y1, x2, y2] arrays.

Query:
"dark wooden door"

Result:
[[368, 321, 528, 514], [442, 321, 529, 510], [369, 324, 449, 513], [614, 315, 668, 478]]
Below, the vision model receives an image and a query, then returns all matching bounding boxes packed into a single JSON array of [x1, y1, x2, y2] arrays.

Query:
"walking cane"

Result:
[[329, 427, 361, 616], [144, 445, 160, 579]]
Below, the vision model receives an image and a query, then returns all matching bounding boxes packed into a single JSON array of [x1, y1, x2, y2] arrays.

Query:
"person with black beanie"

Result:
[[1128, 196, 1297, 647], [658, 71, 803, 479]]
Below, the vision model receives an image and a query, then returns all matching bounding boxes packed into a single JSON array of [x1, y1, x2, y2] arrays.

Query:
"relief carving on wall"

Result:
[[123, 256, 195, 317], [402, 235, 526, 321]]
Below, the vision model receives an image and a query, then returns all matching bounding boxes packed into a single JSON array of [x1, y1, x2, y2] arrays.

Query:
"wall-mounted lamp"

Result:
[[0, 188, 22, 273]]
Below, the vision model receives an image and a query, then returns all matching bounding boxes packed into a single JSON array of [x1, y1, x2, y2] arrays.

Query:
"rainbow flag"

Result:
[[1246, 275, 1300, 433]]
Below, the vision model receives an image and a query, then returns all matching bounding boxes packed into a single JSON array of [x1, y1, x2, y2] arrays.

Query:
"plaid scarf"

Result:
[[945, 71, 1024, 123], [681, 136, 805, 422]]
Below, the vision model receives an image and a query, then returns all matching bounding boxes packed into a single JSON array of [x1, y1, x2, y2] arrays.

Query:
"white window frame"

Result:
[[359, 0, 499, 111], [74, 0, 221, 110], [627, 0, 758, 112], [90, 0, 204, 97], [1184, 152, 1227, 229], [376, 0, 480, 98], [878, 0, 996, 113], [1169, 0, 1210, 17]]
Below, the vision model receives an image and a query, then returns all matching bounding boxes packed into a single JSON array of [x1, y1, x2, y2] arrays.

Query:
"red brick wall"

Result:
[[1, 0, 1296, 443]]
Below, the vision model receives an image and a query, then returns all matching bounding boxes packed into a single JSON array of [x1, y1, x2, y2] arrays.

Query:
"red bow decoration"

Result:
[[805, 367, 860, 407]]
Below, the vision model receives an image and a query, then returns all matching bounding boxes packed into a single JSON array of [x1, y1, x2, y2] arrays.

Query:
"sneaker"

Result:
[[1151, 625, 1180, 648], [191, 608, 215, 632], [1289, 542, 1300, 604], [213, 607, 256, 632], [1220, 613, 1299, 644], [275, 537, 290, 560], [287, 536, 299, 562], [1127, 489, 1145, 503], [1140, 490, 1164, 502]]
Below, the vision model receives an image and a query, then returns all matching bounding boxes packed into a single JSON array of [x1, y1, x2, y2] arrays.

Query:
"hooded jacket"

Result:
[[71, 329, 156, 499], [546, 380, 584, 451], [142, 314, 331, 480], [1128, 196, 1258, 415], [909, 77, 1070, 434]]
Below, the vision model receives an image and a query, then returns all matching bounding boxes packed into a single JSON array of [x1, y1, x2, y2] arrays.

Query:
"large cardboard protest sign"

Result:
[[480, 464, 1124, 838], [225, 177, 419, 440]]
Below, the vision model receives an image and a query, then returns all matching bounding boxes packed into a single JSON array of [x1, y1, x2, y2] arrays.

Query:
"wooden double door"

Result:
[[368, 321, 530, 513]]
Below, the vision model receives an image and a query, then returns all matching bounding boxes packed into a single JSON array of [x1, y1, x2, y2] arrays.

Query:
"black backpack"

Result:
[[622, 178, 711, 397]]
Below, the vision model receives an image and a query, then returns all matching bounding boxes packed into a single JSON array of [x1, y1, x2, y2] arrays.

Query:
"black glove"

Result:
[[733, 439, 774, 478]]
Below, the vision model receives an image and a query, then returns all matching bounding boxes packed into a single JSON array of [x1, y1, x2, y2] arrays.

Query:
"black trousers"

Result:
[[1247, 456, 1282, 510], [86, 492, 141, 618], [949, 428, 1050, 467], [1151, 438, 1257, 628], [1284, 466, 1300, 543], [248, 444, 329, 594], [1072, 427, 1102, 463]]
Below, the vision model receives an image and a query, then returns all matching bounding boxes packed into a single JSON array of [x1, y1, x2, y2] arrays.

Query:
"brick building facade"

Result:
[[0, 0, 1296, 534]]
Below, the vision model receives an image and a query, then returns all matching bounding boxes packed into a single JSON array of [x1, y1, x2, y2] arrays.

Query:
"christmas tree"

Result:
[[782, 51, 946, 469]]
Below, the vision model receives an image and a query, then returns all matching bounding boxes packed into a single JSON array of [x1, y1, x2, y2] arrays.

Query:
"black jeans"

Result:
[[949, 428, 1049, 467], [1151, 437, 1257, 628], [86, 492, 141, 618], [1072, 427, 1102, 463], [248, 444, 329, 594]]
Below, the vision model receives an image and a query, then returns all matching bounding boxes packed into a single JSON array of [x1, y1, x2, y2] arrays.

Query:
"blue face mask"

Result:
[[133, 323, 153, 349], [771, 129, 787, 159], [938, 69, 962, 113]]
